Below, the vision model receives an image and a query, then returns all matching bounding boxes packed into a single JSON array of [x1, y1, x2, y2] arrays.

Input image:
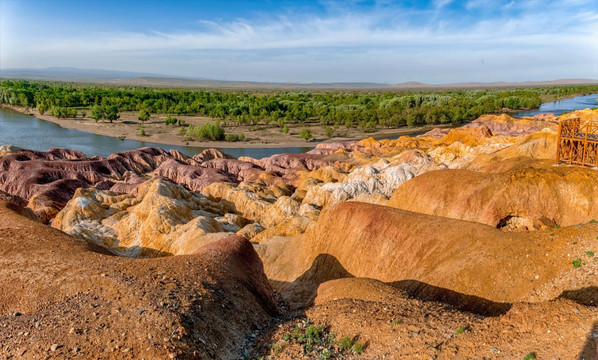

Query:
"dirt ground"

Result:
[[3, 105, 450, 149]]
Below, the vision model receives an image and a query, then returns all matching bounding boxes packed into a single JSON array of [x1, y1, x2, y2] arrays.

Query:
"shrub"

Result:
[[338, 336, 353, 351], [138, 128, 146, 136], [164, 115, 178, 125], [300, 128, 312, 142], [324, 125, 334, 138], [359, 120, 376, 133], [282, 124, 289, 134], [185, 122, 225, 141], [138, 109, 150, 122], [353, 342, 364, 354]]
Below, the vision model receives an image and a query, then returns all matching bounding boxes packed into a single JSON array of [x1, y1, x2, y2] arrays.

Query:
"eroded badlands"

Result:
[[1, 109, 597, 359]]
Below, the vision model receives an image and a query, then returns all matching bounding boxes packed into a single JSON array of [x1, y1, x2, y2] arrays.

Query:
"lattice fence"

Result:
[[556, 117, 598, 167]]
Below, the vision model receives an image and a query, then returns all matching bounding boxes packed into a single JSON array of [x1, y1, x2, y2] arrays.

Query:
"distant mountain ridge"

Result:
[[1, 67, 597, 89]]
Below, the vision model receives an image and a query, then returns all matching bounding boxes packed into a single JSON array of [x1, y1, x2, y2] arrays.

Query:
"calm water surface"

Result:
[[0, 108, 311, 158], [513, 93, 598, 118], [1, 93, 596, 158]]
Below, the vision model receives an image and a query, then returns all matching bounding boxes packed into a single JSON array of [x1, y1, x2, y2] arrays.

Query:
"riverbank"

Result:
[[1, 105, 452, 149]]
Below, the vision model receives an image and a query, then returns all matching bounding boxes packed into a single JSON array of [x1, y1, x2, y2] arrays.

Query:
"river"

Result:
[[1, 93, 596, 158], [0, 108, 312, 158], [513, 93, 598, 118]]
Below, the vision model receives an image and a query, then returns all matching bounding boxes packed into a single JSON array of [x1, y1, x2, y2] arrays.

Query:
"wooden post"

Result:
[[556, 120, 562, 164]]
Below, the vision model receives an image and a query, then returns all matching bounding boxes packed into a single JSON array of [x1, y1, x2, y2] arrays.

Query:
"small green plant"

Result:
[[282, 124, 289, 134], [339, 336, 353, 351], [305, 324, 323, 343], [118, 135, 126, 141], [353, 342, 364, 354], [138, 128, 146, 136], [587, 251, 595, 257], [391, 320, 402, 326], [572, 258, 582, 268], [590, 219, 598, 224], [279, 320, 345, 357], [164, 115, 178, 125], [553, 225, 561, 229], [455, 326, 467, 336], [272, 343, 284, 355], [523, 353, 536, 360], [238, 132, 245, 141], [573, 241, 578, 245]]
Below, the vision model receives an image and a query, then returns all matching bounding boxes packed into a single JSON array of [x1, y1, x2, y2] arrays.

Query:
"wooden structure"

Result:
[[556, 117, 598, 167]]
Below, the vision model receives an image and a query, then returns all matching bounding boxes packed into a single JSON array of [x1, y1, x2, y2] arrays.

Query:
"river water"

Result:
[[0, 109, 311, 158], [1, 93, 596, 158], [513, 93, 598, 118]]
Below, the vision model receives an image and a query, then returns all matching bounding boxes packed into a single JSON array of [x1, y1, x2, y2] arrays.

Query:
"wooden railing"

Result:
[[556, 117, 598, 167]]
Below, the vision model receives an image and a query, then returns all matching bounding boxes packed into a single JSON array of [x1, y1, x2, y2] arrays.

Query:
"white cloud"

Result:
[[1, 1, 596, 82]]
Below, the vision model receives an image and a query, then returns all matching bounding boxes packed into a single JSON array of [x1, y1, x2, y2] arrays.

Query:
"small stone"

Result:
[[147, 334, 153, 339], [137, 310, 145, 315], [169, 353, 177, 359], [13, 311, 22, 317], [123, 348, 131, 352], [73, 347, 80, 354], [159, 302, 166, 307], [490, 347, 498, 354], [50, 344, 60, 351], [69, 327, 75, 334]]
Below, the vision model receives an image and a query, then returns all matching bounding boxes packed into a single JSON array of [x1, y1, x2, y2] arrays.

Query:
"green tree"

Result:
[[90, 105, 104, 122], [299, 128, 312, 142], [138, 108, 150, 122], [324, 125, 334, 138], [105, 105, 120, 123]]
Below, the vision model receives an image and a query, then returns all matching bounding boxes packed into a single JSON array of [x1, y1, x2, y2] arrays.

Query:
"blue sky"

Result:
[[1, 0, 597, 83]]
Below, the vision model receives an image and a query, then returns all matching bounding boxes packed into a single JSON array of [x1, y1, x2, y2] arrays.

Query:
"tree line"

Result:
[[1, 80, 597, 129]]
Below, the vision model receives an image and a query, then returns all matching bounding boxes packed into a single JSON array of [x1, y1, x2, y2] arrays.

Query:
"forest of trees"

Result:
[[1, 80, 597, 130]]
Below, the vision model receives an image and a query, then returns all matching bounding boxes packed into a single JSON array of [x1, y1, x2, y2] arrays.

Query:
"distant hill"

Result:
[[1, 67, 597, 89]]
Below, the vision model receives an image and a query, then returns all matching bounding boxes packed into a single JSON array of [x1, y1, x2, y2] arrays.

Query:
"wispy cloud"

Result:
[[1, 0, 596, 82]]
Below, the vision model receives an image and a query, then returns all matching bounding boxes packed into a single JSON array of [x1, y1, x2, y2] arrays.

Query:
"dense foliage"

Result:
[[1, 80, 597, 129]]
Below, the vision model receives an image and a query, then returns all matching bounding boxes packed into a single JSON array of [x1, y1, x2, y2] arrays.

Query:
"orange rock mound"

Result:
[[0, 201, 277, 359]]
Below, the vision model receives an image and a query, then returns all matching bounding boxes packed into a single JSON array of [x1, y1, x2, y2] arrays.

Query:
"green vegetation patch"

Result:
[[3, 80, 598, 132], [273, 319, 366, 358]]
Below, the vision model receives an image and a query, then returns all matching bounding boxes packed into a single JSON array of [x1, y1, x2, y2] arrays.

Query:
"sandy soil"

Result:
[[2, 105, 451, 149]]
